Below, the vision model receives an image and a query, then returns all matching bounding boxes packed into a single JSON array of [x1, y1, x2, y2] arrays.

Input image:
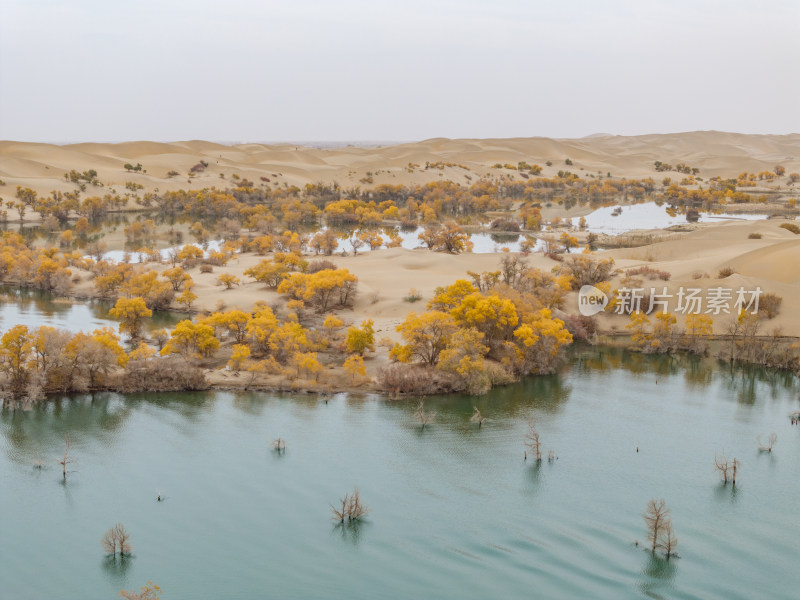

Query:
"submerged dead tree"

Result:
[[524, 419, 542, 461], [714, 453, 741, 485], [101, 523, 132, 556], [57, 434, 74, 479], [415, 401, 435, 429], [330, 488, 369, 523], [470, 407, 489, 427], [757, 433, 777, 452], [643, 498, 678, 558]]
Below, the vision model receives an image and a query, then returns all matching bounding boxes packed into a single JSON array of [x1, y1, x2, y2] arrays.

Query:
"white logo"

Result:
[[578, 285, 608, 316]]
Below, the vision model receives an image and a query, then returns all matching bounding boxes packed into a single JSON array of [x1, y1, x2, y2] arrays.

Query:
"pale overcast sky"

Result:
[[1, 0, 798, 142]]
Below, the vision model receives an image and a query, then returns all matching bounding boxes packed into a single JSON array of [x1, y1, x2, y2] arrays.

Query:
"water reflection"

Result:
[[0, 286, 181, 335], [714, 481, 741, 505], [637, 551, 678, 599], [331, 520, 369, 546], [101, 554, 133, 584]]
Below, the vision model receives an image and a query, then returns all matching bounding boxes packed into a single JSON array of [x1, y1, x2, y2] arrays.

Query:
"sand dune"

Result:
[[2, 132, 799, 197]]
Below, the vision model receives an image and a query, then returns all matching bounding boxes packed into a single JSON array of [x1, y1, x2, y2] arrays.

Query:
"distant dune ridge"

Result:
[[1, 132, 799, 196]]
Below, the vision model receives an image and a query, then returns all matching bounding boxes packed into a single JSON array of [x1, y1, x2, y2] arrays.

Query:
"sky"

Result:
[[1, 0, 798, 142]]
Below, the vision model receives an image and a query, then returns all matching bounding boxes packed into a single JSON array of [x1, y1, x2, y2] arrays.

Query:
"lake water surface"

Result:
[[2, 348, 799, 600]]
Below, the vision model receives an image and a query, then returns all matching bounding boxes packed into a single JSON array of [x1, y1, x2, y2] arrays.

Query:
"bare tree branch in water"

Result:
[[331, 488, 369, 522], [415, 401, 435, 429], [102, 523, 132, 556], [331, 492, 350, 523], [470, 406, 489, 427], [643, 498, 672, 554], [757, 433, 777, 452], [524, 419, 542, 461], [57, 434, 74, 479]]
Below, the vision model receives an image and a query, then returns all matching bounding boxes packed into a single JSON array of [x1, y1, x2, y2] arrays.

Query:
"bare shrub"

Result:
[[489, 218, 521, 232], [557, 256, 616, 290], [717, 266, 735, 279], [748, 232, 762, 239], [692, 271, 707, 280], [779, 222, 800, 234], [379, 363, 455, 396], [758, 293, 782, 319], [199, 264, 213, 274], [625, 266, 671, 281], [114, 358, 208, 393], [307, 259, 338, 273], [403, 288, 423, 302], [563, 314, 598, 341], [757, 432, 777, 452]]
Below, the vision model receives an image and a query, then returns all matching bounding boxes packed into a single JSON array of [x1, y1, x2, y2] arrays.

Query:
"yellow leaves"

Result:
[[513, 324, 539, 348], [244, 259, 289, 289], [216, 273, 240, 289], [227, 344, 251, 372], [109, 297, 152, 339], [393, 310, 457, 365], [128, 341, 156, 361], [177, 245, 204, 262], [270, 322, 309, 361], [450, 292, 519, 341], [88, 327, 128, 368], [204, 309, 250, 343], [161, 320, 220, 358], [277, 268, 357, 311], [428, 279, 477, 312], [685, 313, 713, 338], [627, 311, 652, 349], [418, 221, 473, 253], [176, 289, 197, 309], [512, 309, 572, 374], [560, 232, 579, 249], [119, 270, 174, 310], [343, 354, 367, 383], [291, 351, 323, 380], [323, 314, 343, 329], [162, 267, 192, 292], [247, 306, 279, 352], [346, 319, 375, 356]]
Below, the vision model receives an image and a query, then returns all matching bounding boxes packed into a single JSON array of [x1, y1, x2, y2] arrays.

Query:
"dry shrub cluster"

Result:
[[563, 314, 598, 341], [307, 259, 338, 273], [113, 357, 208, 393], [379, 363, 456, 396], [489, 218, 521, 232], [625, 266, 671, 281]]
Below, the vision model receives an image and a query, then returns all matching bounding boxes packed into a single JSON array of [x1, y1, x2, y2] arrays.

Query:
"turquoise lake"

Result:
[[2, 348, 799, 599]]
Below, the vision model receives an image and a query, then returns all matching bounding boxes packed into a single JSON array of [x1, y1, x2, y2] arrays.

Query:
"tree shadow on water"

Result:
[[331, 520, 370, 546], [101, 554, 133, 583], [713, 481, 741, 505], [637, 551, 677, 599]]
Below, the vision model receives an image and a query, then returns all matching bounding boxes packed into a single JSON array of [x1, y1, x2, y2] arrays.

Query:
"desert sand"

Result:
[[2, 132, 799, 199]]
